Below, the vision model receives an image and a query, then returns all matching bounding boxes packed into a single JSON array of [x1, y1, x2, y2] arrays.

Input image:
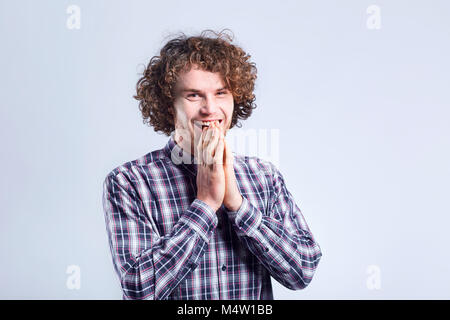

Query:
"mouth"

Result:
[[194, 119, 223, 130]]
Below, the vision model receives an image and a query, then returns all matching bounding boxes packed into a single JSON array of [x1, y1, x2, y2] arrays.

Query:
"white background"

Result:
[[1, 0, 449, 299]]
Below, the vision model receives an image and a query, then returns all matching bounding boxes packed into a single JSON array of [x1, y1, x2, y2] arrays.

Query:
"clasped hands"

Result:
[[195, 121, 243, 213]]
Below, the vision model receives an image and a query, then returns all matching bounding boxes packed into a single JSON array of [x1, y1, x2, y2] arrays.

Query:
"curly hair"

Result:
[[134, 29, 258, 136]]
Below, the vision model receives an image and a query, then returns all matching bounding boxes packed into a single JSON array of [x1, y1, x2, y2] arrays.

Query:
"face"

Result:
[[172, 65, 234, 156]]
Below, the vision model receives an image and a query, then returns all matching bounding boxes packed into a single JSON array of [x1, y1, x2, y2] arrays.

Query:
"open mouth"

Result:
[[194, 119, 223, 130]]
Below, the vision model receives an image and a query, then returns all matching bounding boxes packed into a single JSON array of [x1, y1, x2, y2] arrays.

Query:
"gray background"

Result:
[[1, 0, 449, 299]]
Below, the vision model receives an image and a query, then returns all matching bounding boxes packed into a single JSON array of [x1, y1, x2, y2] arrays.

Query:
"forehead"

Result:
[[174, 66, 226, 93]]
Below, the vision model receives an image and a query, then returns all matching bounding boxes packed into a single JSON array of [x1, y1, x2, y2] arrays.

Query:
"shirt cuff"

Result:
[[180, 199, 218, 242], [226, 196, 262, 237]]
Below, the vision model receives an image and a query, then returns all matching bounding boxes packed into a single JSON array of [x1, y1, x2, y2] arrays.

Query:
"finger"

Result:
[[196, 128, 208, 165], [201, 127, 215, 166], [203, 127, 217, 166], [224, 138, 234, 166], [205, 127, 220, 165], [202, 126, 214, 148], [214, 130, 225, 165], [209, 121, 221, 157]]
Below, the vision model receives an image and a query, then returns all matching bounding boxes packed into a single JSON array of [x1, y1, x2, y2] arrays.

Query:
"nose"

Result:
[[200, 94, 220, 115]]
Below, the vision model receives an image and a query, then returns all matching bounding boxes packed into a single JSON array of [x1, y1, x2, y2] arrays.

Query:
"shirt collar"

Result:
[[164, 133, 198, 176]]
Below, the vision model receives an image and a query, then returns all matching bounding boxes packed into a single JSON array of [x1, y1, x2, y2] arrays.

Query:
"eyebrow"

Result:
[[181, 87, 228, 93]]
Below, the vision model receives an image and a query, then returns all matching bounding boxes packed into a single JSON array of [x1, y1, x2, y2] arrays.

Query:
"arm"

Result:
[[102, 172, 217, 300], [226, 161, 322, 290]]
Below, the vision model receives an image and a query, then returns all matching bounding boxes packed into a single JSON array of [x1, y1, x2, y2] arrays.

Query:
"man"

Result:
[[102, 29, 322, 300]]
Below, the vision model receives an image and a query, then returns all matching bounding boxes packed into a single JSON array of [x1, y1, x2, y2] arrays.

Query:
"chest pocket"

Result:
[[150, 195, 195, 236], [237, 170, 271, 216]]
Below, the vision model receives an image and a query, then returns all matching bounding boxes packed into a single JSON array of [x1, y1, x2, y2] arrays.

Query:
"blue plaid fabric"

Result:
[[102, 135, 322, 300]]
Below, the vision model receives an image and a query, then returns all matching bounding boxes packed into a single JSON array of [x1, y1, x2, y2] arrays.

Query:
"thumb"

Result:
[[223, 138, 234, 168]]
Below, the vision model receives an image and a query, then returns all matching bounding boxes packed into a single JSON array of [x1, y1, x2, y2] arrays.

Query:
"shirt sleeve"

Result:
[[102, 172, 217, 300], [226, 161, 322, 290]]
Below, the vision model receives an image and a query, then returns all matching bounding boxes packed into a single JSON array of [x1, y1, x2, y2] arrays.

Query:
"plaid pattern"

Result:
[[102, 135, 322, 300]]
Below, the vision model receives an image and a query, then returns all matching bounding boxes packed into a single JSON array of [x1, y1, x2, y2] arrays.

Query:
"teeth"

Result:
[[195, 120, 221, 128]]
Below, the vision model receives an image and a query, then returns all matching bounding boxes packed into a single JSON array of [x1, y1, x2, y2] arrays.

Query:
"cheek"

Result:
[[226, 99, 234, 121], [173, 104, 192, 128]]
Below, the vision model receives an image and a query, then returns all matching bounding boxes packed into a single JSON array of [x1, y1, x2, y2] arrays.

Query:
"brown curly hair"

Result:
[[134, 29, 258, 136]]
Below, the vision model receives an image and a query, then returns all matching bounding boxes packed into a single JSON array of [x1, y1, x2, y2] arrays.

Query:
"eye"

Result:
[[217, 91, 227, 95], [186, 93, 202, 100]]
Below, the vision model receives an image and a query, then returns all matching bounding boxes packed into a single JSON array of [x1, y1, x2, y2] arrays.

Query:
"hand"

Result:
[[222, 137, 243, 212], [195, 122, 225, 212]]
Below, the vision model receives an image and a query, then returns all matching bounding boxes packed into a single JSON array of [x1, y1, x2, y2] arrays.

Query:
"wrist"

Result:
[[197, 197, 220, 212], [224, 195, 243, 212]]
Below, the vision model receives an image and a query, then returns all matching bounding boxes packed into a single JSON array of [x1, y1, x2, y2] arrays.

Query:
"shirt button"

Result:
[[221, 265, 227, 271]]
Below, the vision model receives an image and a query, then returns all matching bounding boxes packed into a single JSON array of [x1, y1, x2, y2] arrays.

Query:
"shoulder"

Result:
[[233, 153, 280, 180], [103, 147, 171, 186]]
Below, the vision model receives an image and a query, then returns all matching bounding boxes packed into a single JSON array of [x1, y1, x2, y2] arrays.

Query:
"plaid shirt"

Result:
[[102, 135, 322, 300]]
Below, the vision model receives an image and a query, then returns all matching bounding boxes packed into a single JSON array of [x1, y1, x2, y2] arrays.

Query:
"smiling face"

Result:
[[172, 65, 234, 156]]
